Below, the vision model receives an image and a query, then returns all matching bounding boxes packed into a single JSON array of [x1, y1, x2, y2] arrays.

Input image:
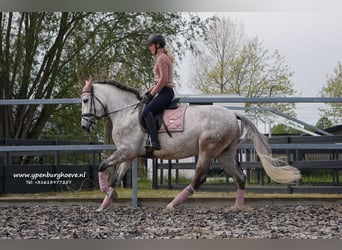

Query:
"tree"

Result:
[[315, 116, 333, 130], [191, 15, 297, 123], [0, 12, 206, 140], [271, 124, 299, 135], [319, 61, 342, 126]]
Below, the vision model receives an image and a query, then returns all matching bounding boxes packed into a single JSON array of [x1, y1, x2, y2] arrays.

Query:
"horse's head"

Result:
[[81, 79, 106, 132]]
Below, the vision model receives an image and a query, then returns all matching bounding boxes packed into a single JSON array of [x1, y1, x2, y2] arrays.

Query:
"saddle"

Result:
[[138, 98, 181, 136]]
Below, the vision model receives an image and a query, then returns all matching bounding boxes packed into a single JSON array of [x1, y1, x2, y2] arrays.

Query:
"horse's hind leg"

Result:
[[216, 143, 251, 212], [163, 155, 212, 213]]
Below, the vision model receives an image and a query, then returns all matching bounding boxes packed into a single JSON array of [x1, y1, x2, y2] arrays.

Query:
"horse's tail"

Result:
[[235, 112, 301, 184]]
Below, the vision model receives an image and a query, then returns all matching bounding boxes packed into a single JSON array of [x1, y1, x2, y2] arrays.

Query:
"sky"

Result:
[[176, 11, 342, 126]]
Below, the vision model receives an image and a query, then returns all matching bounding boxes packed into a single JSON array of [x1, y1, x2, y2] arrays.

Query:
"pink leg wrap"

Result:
[[98, 172, 109, 192], [101, 187, 114, 209], [171, 184, 194, 206], [234, 189, 245, 208]]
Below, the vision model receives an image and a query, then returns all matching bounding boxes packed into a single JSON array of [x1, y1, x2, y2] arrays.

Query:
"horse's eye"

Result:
[[83, 98, 89, 104]]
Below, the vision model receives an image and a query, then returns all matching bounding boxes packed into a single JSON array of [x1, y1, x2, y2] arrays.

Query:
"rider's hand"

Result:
[[142, 92, 153, 104]]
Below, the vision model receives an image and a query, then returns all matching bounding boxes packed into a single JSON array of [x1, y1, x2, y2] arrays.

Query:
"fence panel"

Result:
[[151, 136, 342, 194], [2, 97, 342, 195]]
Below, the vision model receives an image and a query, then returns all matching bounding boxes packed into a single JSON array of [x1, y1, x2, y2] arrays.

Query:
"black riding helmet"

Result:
[[144, 33, 166, 48]]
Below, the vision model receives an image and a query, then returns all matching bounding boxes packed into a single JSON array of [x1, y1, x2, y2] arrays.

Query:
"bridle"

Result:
[[81, 93, 106, 122], [81, 91, 140, 123]]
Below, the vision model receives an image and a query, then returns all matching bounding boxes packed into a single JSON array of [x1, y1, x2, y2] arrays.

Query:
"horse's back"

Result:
[[185, 105, 238, 129], [154, 105, 239, 159], [176, 105, 239, 145]]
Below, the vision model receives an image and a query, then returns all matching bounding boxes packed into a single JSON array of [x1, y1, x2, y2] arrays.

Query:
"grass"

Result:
[[2, 189, 342, 200], [0, 188, 231, 200], [1, 176, 342, 200], [300, 170, 342, 184]]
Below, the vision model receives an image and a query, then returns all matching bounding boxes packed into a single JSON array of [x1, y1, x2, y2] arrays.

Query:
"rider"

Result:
[[142, 34, 175, 150]]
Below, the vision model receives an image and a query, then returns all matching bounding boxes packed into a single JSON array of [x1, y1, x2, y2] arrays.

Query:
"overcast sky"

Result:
[[177, 11, 342, 126]]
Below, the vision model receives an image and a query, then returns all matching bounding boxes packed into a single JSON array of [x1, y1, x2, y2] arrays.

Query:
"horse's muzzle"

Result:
[[81, 124, 90, 132], [81, 117, 96, 132]]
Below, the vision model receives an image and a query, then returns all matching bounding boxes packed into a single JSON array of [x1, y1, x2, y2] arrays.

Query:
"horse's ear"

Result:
[[85, 79, 92, 86], [82, 78, 93, 95]]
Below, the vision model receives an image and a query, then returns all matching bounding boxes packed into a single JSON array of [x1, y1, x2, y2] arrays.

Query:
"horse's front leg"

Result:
[[98, 146, 132, 172], [97, 147, 134, 211], [97, 161, 132, 211]]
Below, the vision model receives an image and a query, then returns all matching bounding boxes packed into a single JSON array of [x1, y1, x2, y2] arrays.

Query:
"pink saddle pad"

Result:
[[159, 105, 187, 133]]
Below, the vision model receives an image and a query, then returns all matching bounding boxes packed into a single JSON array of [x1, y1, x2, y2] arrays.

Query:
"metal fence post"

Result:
[[131, 158, 138, 208], [152, 158, 158, 189], [167, 160, 172, 189]]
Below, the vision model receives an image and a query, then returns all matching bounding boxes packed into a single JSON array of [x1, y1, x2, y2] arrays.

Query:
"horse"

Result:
[[80, 79, 301, 212]]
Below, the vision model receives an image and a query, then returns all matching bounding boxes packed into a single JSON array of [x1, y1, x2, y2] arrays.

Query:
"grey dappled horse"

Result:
[[80, 79, 301, 212]]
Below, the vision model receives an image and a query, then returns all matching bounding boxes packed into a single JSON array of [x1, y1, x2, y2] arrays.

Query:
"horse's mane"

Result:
[[94, 80, 142, 100]]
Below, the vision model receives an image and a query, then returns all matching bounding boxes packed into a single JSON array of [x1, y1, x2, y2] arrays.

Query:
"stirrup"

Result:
[[145, 135, 160, 150], [145, 135, 152, 149]]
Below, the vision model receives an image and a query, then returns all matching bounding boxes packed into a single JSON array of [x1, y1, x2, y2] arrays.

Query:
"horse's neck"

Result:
[[96, 84, 138, 109], [96, 83, 139, 122], [104, 85, 141, 142]]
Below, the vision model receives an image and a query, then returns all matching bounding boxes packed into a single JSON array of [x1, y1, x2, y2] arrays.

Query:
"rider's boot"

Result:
[[143, 112, 161, 150]]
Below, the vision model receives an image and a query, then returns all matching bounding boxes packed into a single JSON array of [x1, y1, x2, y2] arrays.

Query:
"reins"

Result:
[[105, 102, 141, 116]]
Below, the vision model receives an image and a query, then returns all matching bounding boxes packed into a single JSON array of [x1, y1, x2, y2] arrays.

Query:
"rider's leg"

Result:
[[142, 87, 174, 150], [143, 112, 161, 150]]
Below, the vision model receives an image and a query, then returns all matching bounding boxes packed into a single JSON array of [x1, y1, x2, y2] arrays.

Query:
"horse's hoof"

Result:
[[98, 162, 108, 172], [242, 205, 253, 211], [223, 205, 253, 213], [96, 206, 104, 212], [98, 193, 113, 211], [223, 206, 239, 213], [162, 204, 175, 213], [110, 190, 118, 200], [162, 207, 174, 213]]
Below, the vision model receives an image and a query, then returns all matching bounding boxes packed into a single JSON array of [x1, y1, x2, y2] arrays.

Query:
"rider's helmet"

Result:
[[144, 34, 166, 48]]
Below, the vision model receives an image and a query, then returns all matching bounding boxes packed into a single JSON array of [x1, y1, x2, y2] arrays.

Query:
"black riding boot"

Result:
[[143, 112, 161, 150]]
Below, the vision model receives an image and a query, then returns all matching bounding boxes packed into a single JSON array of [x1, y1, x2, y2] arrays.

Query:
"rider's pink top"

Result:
[[149, 52, 173, 96]]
